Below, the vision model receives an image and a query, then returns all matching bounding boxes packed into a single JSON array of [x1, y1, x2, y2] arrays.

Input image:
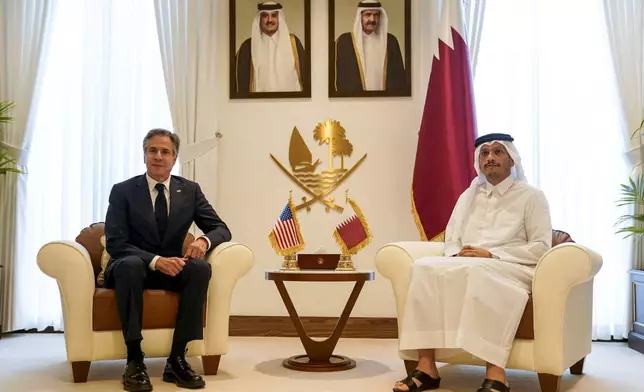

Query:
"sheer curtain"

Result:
[[13, 0, 173, 331], [603, 0, 644, 271], [462, 0, 487, 74], [154, 0, 221, 184], [0, 0, 56, 333], [474, 0, 631, 340]]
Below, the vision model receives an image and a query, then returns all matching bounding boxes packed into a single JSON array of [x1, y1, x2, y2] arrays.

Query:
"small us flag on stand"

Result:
[[268, 193, 305, 256]]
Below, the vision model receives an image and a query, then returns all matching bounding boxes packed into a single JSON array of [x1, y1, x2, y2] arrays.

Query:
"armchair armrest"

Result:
[[203, 242, 254, 354], [532, 243, 603, 374], [37, 240, 95, 362], [375, 242, 445, 328]]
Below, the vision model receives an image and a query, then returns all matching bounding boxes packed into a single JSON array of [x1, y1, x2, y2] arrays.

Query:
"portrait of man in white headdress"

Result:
[[334, 0, 406, 94], [235, 1, 307, 94]]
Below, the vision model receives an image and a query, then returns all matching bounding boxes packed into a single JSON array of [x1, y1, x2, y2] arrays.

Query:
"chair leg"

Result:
[[570, 357, 585, 375], [202, 355, 221, 375], [404, 360, 418, 375], [71, 361, 91, 383], [537, 373, 561, 392]]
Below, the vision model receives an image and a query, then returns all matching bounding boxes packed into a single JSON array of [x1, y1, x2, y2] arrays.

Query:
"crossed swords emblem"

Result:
[[270, 154, 367, 213]]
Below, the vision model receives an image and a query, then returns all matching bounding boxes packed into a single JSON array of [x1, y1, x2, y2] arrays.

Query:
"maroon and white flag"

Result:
[[333, 197, 372, 255], [411, 0, 477, 241]]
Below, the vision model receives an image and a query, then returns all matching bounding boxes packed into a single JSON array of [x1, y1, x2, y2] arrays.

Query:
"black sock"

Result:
[[126, 340, 143, 362], [170, 339, 187, 358]]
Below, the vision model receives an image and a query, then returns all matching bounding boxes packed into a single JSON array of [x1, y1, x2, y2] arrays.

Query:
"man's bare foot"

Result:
[[485, 364, 509, 389]]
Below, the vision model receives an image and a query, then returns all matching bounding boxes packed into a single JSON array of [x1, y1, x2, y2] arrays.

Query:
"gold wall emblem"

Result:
[[270, 120, 367, 212]]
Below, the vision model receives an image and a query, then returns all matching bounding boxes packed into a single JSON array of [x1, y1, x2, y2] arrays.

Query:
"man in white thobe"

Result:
[[235, 1, 305, 93], [393, 133, 552, 392], [334, 0, 406, 93]]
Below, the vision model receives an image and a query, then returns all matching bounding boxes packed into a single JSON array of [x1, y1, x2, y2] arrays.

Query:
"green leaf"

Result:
[[0, 167, 24, 174], [0, 101, 15, 119], [614, 170, 644, 233], [631, 118, 644, 140], [615, 214, 644, 225]]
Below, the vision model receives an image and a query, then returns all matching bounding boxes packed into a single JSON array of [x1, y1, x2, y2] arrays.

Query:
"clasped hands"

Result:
[[155, 238, 208, 277], [457, 245, 493, 258]]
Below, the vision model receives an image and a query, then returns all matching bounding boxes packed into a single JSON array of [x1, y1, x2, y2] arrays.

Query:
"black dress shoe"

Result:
[[163, 355, 205, 389], [122, 359, 152, 392]]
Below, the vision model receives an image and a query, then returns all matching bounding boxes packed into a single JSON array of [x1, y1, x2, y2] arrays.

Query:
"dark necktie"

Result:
[[154, 183, 168, 240]]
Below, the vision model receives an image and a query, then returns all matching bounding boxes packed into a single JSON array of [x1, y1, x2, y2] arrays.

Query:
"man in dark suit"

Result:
[[104, 129, 231, 391]]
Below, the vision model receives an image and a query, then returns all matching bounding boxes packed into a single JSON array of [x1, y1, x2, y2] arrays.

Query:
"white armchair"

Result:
[[375, 230, 603, 392], [37, 223, 253, 382]]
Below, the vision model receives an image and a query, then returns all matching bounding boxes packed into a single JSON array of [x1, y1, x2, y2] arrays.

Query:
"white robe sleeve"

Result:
[[490, 190, 552, 265], [443, 192, 468, 257]]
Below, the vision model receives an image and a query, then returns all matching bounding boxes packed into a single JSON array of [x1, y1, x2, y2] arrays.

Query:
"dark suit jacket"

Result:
[[104, 174, 231, 281]]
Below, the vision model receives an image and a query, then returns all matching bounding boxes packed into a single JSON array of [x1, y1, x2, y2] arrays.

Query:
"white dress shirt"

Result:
[[145, 174, 211, 271], [444, 176, 552, 265]]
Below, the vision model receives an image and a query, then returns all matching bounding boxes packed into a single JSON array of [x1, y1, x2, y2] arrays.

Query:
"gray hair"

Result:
[[142, 128, 180, 156]]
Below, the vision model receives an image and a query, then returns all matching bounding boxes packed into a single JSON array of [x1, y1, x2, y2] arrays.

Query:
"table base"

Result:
[[282, 354, 356, 372]]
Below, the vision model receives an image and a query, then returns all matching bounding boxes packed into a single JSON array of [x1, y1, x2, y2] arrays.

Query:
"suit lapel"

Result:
[[136, 175, 160, 243], [163, 176, 186, 244]]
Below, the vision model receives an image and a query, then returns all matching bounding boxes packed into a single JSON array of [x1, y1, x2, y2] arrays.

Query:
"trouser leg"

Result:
[[110, 256, 147, 343], [171, 258, 211, 354]]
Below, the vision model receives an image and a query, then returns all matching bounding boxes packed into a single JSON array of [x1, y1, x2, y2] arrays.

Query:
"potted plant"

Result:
[[0, 100, 23, 175], [616, 117, 644, 354]]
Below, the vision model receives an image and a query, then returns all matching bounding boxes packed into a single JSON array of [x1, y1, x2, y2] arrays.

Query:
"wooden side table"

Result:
[[265, 270, 374, 372]]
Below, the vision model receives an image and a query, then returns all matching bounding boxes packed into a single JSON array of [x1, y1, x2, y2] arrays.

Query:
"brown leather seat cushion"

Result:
[[513, 229, 575, 340], [76, 223, 108, 283], [93, 288, 206, 331], [515, 296, 534, 339], [75, 222, 201, 331]]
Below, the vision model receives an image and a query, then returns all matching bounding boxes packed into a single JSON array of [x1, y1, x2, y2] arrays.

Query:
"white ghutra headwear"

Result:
[[353, 1, 388, 90], [447, 133, 527, 242], [471, 133, 526, 185]]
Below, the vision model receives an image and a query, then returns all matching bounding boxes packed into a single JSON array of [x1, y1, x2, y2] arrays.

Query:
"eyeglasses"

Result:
[[146, 147, 174, 157]]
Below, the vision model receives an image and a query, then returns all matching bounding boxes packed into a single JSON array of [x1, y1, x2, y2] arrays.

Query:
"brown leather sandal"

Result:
[[392, 369, 441, 391]]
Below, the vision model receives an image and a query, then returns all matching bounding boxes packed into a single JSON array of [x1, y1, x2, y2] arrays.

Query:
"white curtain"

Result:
[[463, 0, 487, 74], [0, 0, 56, 333], [603, 0, 644, 270], [154, 0, 220, 190], [474, 0, 631, 340], [13, 0, 173, 331]]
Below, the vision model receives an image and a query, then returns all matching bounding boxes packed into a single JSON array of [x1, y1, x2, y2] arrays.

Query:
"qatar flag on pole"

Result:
[[411, 0, 477, 241]]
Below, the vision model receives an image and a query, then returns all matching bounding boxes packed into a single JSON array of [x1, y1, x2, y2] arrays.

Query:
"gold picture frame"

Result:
[[328, 0, 412, 98], [229, 0, 312, 99]]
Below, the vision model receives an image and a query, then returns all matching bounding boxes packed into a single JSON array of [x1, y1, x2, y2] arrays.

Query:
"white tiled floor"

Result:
[[0, 334, 643, 391]]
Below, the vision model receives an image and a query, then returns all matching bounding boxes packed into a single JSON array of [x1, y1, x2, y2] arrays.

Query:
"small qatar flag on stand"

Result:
[[268, 192, 305, 256], [333, 191, 372, 255], [411, 0, 478, 242]]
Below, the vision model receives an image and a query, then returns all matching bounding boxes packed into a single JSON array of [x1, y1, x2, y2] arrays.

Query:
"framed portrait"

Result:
[[229, 0, 312, 99], [328, 0, 411, 98]]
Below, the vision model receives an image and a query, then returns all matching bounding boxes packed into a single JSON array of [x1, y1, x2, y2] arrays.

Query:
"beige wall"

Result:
[[334, 0, 406, 62], [195, 0, 438, 318], [235, 0, 306, 52]]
